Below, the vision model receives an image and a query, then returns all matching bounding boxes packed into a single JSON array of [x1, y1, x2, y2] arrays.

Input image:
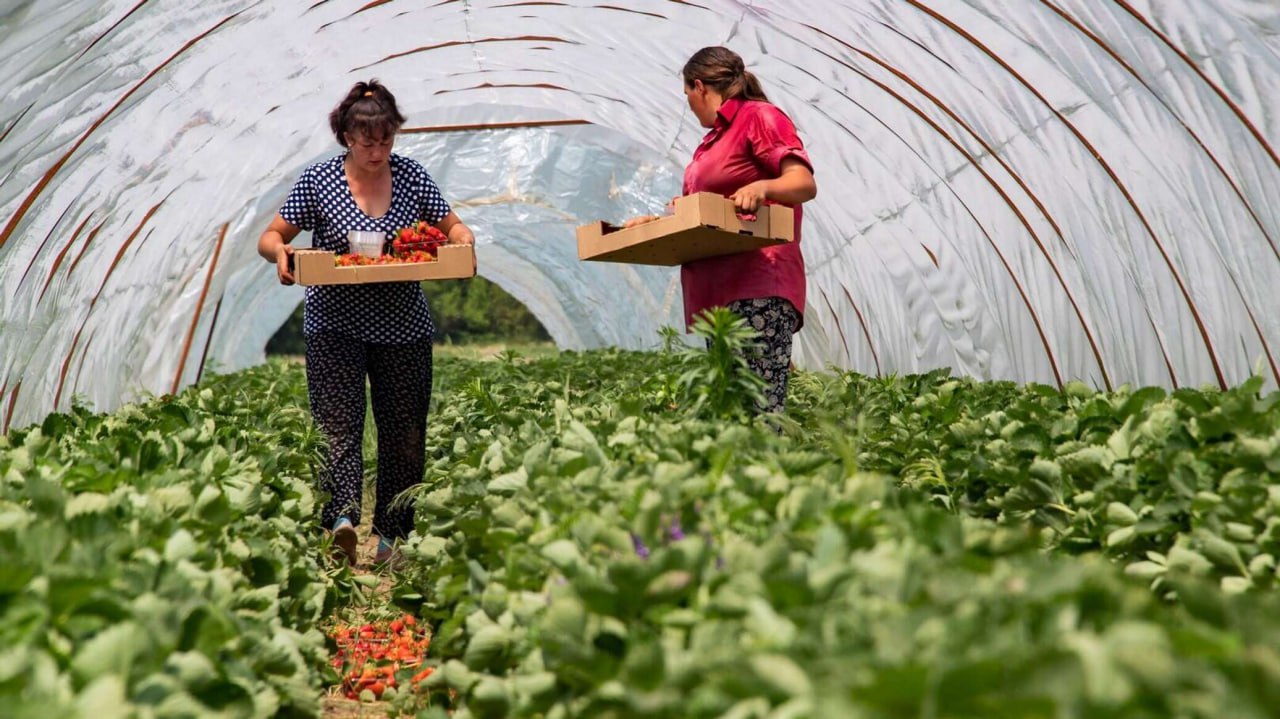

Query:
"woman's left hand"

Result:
[[436, 211, 475, 245], [730, 181, 770, 213], [449, 226, 475, 246]]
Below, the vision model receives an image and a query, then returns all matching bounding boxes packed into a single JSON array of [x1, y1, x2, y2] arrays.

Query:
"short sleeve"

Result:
[[279, 165, 319, 231], [749, 105, 814, 177], [410, 162, 451, 224]]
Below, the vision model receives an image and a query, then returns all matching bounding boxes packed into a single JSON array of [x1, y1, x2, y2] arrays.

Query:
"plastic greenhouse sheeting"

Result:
[[3, 1, 1280, 431]]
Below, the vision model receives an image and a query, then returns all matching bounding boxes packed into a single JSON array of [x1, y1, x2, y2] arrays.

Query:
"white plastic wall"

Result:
[[3, 1, 1280, 430]]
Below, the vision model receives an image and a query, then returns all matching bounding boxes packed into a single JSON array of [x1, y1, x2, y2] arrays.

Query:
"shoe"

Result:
[[373, 537, 402, 569], [332, 517, 358, 566]]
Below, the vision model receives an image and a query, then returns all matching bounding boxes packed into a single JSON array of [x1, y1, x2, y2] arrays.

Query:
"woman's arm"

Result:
[[258, 215, 303, 285], [730, 157, 817, 213], [435, 211, 475, 246]]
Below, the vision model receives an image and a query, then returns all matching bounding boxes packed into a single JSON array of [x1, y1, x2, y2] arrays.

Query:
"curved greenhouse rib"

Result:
[[173, 223, 228, 395], [17, 201, 74, 293], [39, 213, 95, 303], [0, 11, 242, 251], [3, 1, 1280, 427], [1038, 0, 1280, 264], [53, 197, 167, 410], [800, 91, 1030, 383], [3, 383, 19, 434], [850, 42, 1114, 390], [908, 0, 1228, 389], [92, 198, 167, 303], [352, 36, 579, 72], [819, 289, 853, 367], [54, 328, 87, 410], [402, 119, 592, 134], [64, 219, 107, 286], [75, 0, 151, 62], [0, 103, 34, 145], [1114, 0, 1280, 174], [840, 284, 883, 378], [813, 45, 1069, 386], [196, 297, 224, 385], [1245, 309, 1280, 385], [69, 331, 98, 409]]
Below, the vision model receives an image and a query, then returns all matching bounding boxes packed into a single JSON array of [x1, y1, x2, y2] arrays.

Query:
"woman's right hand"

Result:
[[275, 244, 295, 285], [259, 215, 302, 285]]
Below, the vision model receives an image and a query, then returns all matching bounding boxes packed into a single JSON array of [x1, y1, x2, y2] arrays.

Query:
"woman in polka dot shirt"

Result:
[[257, 79, 475, 567]]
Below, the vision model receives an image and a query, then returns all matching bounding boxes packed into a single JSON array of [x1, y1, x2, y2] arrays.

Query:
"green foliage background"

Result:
[[6, 310, 1280, 718]]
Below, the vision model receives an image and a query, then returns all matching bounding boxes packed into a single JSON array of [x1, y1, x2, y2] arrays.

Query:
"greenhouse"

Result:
[[3, 1, 1279, 717]]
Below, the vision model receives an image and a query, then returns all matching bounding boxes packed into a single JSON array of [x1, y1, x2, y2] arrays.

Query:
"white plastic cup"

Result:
[[348, 230, 385, 258]]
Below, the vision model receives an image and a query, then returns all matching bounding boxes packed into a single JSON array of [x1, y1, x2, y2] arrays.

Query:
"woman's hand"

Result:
[[275, 244, 295, 285], [729, 158, 817, 212], [258, 215, 302, 285], [729, 181, 770, 213], [623, 214, 662, 228]]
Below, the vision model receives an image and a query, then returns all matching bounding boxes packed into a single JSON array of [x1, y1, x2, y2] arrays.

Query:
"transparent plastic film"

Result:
[[3, 1, 1280, 430]]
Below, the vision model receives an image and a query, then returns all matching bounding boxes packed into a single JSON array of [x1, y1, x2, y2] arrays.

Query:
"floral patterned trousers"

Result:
[[305, 333, 432, 540], [726, 297, 799, 414]]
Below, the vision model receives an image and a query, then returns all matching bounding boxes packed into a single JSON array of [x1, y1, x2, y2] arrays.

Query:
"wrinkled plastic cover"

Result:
[[3, 1, 1280, 429]]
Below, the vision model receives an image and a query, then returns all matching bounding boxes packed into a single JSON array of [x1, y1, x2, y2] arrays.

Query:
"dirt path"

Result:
[[321, 525, 401, 718]]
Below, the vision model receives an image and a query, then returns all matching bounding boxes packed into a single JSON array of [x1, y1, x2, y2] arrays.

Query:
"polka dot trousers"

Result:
[[305, 333, 432, 540]]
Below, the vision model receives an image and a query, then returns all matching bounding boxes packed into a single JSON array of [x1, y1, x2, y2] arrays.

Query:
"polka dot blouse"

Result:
[[279, 153, 451, 344]]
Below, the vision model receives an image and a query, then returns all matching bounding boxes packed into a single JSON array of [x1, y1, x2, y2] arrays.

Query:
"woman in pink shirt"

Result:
[[633, 46, 817, 413]]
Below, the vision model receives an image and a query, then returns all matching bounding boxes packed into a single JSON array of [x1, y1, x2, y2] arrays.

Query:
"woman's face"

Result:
[[684, 80, 718, 128], [345, 131, 395, 171]]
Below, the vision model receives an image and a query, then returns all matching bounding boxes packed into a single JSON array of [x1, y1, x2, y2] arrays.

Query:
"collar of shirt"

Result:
[[695, 96, 747, 155]]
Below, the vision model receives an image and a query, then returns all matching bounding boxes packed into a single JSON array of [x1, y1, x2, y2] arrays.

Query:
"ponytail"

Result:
[[682, 46, 770, 103]]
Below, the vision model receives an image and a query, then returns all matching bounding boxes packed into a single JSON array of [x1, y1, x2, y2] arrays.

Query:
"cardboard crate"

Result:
[[575, 192, 794, 266], [292, 244, 476, 286]]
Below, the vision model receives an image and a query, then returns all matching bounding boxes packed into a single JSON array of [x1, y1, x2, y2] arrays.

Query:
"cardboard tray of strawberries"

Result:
[[292, 223, 474, 285]]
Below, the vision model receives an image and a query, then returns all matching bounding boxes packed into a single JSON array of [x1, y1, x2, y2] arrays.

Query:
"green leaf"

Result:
[[488, 468, 528, 495], [1124, 561, 1166, 580], [163, 529, 197, 563], [75, 675, 130, 719], [64, 492, 112, 519], [1198, 533, 1246, 574], [1106, 526, 1137, 548], [541, 539, 583, 574], [1166, 546, 1214, 576], [464, 625, 511, 672], [71, 621, 149, 683], [1105, 502, 1139, 526], [748, 654, 812, 700], [469, 677, 512, 719]]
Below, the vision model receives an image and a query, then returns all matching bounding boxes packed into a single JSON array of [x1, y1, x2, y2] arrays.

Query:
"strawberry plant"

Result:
[[6, 343, 1280, 718]]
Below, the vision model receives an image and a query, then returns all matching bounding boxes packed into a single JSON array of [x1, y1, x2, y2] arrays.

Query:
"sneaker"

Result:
[[332, 517, 358, 566]]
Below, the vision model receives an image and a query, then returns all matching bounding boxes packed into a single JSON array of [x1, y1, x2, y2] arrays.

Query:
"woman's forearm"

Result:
[[764, 164, 817, 205], [258, 229, 287, 262], [436, 211, 475, 245], [259, 216, 301, 262]]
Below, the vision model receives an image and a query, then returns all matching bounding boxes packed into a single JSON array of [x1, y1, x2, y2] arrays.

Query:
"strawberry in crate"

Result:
[[393, 221, 449, 259]]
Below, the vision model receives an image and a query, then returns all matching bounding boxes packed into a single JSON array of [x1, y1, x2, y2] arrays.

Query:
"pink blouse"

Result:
[[680, 97, 812, 329]]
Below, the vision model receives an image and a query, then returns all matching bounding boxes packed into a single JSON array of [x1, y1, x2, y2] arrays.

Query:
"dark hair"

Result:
[[329, 79, 405, 147], [682, 46, 769, 103]]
